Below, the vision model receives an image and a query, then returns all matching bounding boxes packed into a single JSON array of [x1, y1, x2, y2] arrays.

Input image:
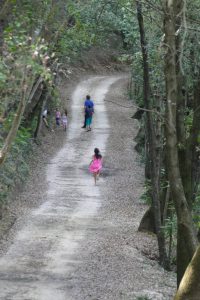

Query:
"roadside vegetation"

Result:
[[0, 1, 200, 298]]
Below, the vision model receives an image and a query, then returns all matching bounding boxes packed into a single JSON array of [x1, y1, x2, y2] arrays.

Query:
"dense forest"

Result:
[[0, 1, 200, 299]]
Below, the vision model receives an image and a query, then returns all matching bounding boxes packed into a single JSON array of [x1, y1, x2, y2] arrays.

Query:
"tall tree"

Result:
[[163, 0, 198, 286], [136, 0, 169, 268]]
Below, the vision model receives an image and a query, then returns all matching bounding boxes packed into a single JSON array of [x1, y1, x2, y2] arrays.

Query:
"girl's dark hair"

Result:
[[94, 148, 102, 159], [86, 95, 90, 100]]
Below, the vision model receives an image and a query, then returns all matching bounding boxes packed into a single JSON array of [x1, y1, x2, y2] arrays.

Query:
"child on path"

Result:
[[55, 108, 61, 126], [62, 110, 68, 131], [89, 148, 103, 185], [42, 109, 49, 128]]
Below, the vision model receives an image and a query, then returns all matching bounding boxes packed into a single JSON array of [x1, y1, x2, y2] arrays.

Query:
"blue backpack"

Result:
[[86, 106, 94, 117]]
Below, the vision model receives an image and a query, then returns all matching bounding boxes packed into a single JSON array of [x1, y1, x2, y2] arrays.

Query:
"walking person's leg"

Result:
[[86, 117, 89, 131], [86, 117, 91, 132], [56, 118, 60, 126], [96, 170, 100, 180], [88, 117, 92, 131], [43, 116, 49, 128], [82, 114, 86, 128], [93, 172, 97, 185], [63, 122, 66, 131], [84, 114, 86, 127]]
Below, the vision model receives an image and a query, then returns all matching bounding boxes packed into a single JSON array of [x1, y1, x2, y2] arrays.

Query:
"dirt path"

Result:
[[0, 75, 175, 300]]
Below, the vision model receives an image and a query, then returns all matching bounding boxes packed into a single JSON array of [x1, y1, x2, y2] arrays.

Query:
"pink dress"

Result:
[[89, 156, 102, 173]]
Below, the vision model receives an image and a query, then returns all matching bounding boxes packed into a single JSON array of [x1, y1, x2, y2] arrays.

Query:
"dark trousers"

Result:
[[83, 114, 86, 127]]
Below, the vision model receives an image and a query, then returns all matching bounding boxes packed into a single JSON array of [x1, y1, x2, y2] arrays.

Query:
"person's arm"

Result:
[[89, 155, 94, 165]]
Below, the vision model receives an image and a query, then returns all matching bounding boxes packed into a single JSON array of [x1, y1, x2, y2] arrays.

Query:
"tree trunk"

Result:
[[174, 246, 200, 300], [187, 79, 200, 203], [163, 0, 198, 286], [174, 1, 193, 210], [34, 90, 48, 139], [136, 0, 169, 268], [0, 74, 28, 165], [24, 76, 44, 120], [138, 206, 156, 234], [0, 0, 12, 54]]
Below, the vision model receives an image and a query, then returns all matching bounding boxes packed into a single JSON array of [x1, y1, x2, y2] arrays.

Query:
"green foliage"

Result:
[[15, 125, 32, 147], [58, 25, 94, 59], [163, 209, 177, 239], [56, 0, 138, 61], [0, 60, 8, 89], [0, 125, 33, 203], [2, 113, 14, 133], [185, 109, 193, 138], [140, 180, 152, 205], [193, 185, 200, 230], [0, 1, 68, 207]]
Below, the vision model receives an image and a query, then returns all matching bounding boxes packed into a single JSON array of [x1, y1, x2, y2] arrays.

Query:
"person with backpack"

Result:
[[82, 95, 94, 128], [85, 105, 94, 131]]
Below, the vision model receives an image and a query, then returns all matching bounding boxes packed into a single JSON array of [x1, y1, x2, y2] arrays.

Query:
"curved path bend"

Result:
[[0, 76, 122, 300], [0, 76, 175, 300]]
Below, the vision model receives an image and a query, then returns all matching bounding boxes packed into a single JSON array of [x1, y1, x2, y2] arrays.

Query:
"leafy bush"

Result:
[[0, 126, 33, 204], [140, 180, 152, 205]]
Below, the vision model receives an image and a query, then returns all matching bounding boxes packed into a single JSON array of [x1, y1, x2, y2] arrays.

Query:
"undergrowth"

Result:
[[0, 125, 33, 211]]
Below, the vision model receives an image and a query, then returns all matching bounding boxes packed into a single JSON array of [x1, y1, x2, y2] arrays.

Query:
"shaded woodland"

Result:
[[0, 1, 200, 299]]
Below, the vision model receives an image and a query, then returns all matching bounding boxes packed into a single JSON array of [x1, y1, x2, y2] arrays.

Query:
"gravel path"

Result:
[[0, 75, 176, 300]]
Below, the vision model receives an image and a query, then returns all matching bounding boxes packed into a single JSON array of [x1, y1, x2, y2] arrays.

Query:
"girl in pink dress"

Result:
[[89, 148, 103, 185]]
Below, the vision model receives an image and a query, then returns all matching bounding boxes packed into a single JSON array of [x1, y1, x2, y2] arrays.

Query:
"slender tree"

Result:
[[163, 0, 198, 286], [136, 0, 169, 268], [0, 70, 28, 165]]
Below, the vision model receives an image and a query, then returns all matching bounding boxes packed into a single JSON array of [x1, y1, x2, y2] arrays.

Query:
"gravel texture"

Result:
[[64, 76, 176, 300], [0, 74, 176, 300]]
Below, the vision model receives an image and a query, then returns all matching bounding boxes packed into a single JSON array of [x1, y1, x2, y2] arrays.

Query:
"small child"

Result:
[[89, 148, 103, 185], [62, 111, 68, 131], [55, 108, 61, 126], [42, 109, 49, 128]]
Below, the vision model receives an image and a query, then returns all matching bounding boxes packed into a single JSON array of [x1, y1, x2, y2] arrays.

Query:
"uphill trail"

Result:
[[0, 75, 175, 300]]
